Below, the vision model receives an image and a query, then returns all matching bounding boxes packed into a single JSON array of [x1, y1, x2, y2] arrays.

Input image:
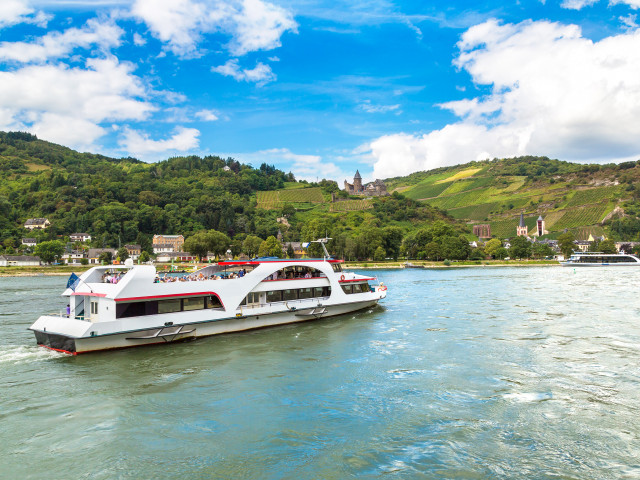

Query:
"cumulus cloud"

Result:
[[0, 58, 155, 149], [119, 126, 200, 158], [0, 18, 123, 63], [211, 59, 276, 84], [131, 0, 297, 57], [0, 0, 49, 29], [233, 147, 346, 181], [195, 109, 219, 121], [365, 19, 640, 179]]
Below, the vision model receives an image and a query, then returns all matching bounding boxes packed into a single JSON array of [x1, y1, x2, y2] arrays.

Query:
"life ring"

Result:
[[340, 274, 345, 281], [378, 285, 387, 291]]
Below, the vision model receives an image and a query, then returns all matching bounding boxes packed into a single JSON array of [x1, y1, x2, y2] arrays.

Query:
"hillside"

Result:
[[386, 156, 640, 241], [0, 131, 453, 260]]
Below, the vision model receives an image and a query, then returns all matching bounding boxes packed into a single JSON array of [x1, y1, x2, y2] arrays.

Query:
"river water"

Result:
[[1, 267, 639, 479]]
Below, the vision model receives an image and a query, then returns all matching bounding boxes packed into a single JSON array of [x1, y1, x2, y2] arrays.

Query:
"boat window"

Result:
[[90, 301, 99, 315], [342, 283, 369, 294], [158, 299, 181, 314], [206, 295, 223, 309], [266, 290, 282, 303], [299, 288, 313, 299], [332, 263, 342, 272], [115, 301, 146, 319], [183, 297, 205, 311], [283, 289, 297, 301]]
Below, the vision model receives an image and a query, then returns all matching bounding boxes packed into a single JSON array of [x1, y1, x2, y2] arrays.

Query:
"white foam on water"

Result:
[[503, 392, 553, 403], [0, 345, 63, 365]]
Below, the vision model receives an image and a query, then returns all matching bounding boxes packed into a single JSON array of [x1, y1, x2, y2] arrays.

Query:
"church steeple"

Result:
[[354, 170, 361, 179], [516, 212, 528, 237], [519, 212, 525, 228]]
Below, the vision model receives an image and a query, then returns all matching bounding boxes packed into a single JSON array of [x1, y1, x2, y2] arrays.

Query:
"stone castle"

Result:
[[344, 170, 388, 196]]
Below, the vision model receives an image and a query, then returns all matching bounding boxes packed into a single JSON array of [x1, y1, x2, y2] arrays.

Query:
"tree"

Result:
[[373, 246, 386, 261], [531, 242, 553, 259], [117, 247, 129, 262], [207, 230, 231, 258], [484, 238, 503, 258], [599, 239, 617, 254], [242, 235, 263, 258], [184, 231, 210, 260], [286, 243, 295, 258], [139, 251, 150, 263], [382, 226, 403, 260], [469, 248, 485, 260], [98, 250, 113, 265], [34, 240, 64, 264], [258, 236, 284, 258], [494, 247, 509, 259], [558, 232, 575, 258], [440, 235, 471, 260], [509, 235, 532, 259]]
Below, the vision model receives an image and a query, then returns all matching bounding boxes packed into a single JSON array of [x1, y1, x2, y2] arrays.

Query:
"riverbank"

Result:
[[343, 260, 560, 269], [0, 259, 560, 276]]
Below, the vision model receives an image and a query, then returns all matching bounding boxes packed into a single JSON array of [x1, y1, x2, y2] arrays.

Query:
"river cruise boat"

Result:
[[561, 252, 640, 266], [29, 243, 387, 354]]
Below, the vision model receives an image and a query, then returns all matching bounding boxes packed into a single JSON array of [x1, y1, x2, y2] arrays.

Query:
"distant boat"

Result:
[[404, 262, 424, 268], [560, 252, 640, 266]]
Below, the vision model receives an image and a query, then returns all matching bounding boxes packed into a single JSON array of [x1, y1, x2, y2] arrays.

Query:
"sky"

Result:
[[1, 0, 640, 184]]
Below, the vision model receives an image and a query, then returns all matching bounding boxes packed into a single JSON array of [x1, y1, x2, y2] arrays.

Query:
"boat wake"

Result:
[[0, 344, 63, 365]]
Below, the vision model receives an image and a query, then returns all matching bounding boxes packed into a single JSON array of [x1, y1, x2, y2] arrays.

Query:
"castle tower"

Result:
[[516, 212, 528, 237], [353, 170, 362, 193]]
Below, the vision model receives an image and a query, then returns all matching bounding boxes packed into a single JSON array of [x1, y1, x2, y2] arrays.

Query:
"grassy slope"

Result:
[[387, 157, 640, 239]]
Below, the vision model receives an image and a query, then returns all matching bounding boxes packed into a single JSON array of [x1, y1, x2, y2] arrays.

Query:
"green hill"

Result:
[[0, 131, 453, 260], [386, 156, 640, 241]]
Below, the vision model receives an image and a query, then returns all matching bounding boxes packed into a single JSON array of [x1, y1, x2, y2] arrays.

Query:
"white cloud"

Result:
[[0, 0, 49, 29], [359, 100, 401, 114], [119, 126, 200, 158], [365, 19, 640, 179], [0, 58, 155, 149], [560, 0, 598, 9], [611, 0, 640, 9], [232, 147, 346, 181], [0, 17, 123, 63], [195, 109, 219, 121], [131, 0, 297, 57], [211, 59, 276, 84], [133, 32, 146, 46]]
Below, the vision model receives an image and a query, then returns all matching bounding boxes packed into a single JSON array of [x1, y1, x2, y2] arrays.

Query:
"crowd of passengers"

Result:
[[153, 269, 249, 283], [104, 267, 323, 284]]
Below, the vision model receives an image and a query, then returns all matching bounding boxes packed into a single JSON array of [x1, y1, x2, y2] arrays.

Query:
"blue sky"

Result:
[[1, 0, 640, 183]]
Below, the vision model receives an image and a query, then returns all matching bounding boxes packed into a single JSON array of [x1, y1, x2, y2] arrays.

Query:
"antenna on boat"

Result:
[[306, 237, 332, 260]]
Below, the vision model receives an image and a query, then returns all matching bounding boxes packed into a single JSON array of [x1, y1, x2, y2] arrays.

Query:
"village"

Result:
[[3, 212, 639, 268]]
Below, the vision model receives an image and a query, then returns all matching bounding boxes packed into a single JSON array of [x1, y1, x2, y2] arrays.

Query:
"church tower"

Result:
[[353, 170, 362, 193], [516, 212, 528, 237]]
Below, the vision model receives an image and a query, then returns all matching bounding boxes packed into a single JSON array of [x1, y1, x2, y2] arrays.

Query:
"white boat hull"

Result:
[[33, 299, 380, 354]]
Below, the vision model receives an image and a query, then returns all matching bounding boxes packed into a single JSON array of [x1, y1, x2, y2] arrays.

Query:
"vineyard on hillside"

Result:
[[257, 187, 325, 209], [329, 199, 372, 212]]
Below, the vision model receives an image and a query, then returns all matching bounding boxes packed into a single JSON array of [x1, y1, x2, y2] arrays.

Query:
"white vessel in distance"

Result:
[[561, 251, 640, 266], [29, 239, 388, 354]]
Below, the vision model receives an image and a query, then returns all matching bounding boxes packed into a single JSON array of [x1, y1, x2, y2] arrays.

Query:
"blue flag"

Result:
[[66, 273, 81, 291]]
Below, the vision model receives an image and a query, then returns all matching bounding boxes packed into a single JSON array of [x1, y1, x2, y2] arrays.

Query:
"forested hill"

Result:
[[386, 156, 640, 241], [0, 131, 452, 258]]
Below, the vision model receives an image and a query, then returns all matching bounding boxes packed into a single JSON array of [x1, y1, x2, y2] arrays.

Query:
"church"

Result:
[[344, 170, 388, 197]]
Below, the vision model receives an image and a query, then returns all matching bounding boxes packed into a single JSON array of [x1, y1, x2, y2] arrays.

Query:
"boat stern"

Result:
[[29, 315, 93, 354]]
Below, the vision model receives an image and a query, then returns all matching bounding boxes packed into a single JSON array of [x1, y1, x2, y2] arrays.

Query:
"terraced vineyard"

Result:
[[257, 187, 324, 209], [389, 157, 631, 238], [329, 199, 372, 212]]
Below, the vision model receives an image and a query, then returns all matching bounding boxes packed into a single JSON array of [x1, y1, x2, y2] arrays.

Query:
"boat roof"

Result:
[[219, 257, 343, 266]]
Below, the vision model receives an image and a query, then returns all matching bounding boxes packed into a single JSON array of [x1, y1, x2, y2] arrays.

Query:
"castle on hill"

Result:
[[344, 170, 388, 197]]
